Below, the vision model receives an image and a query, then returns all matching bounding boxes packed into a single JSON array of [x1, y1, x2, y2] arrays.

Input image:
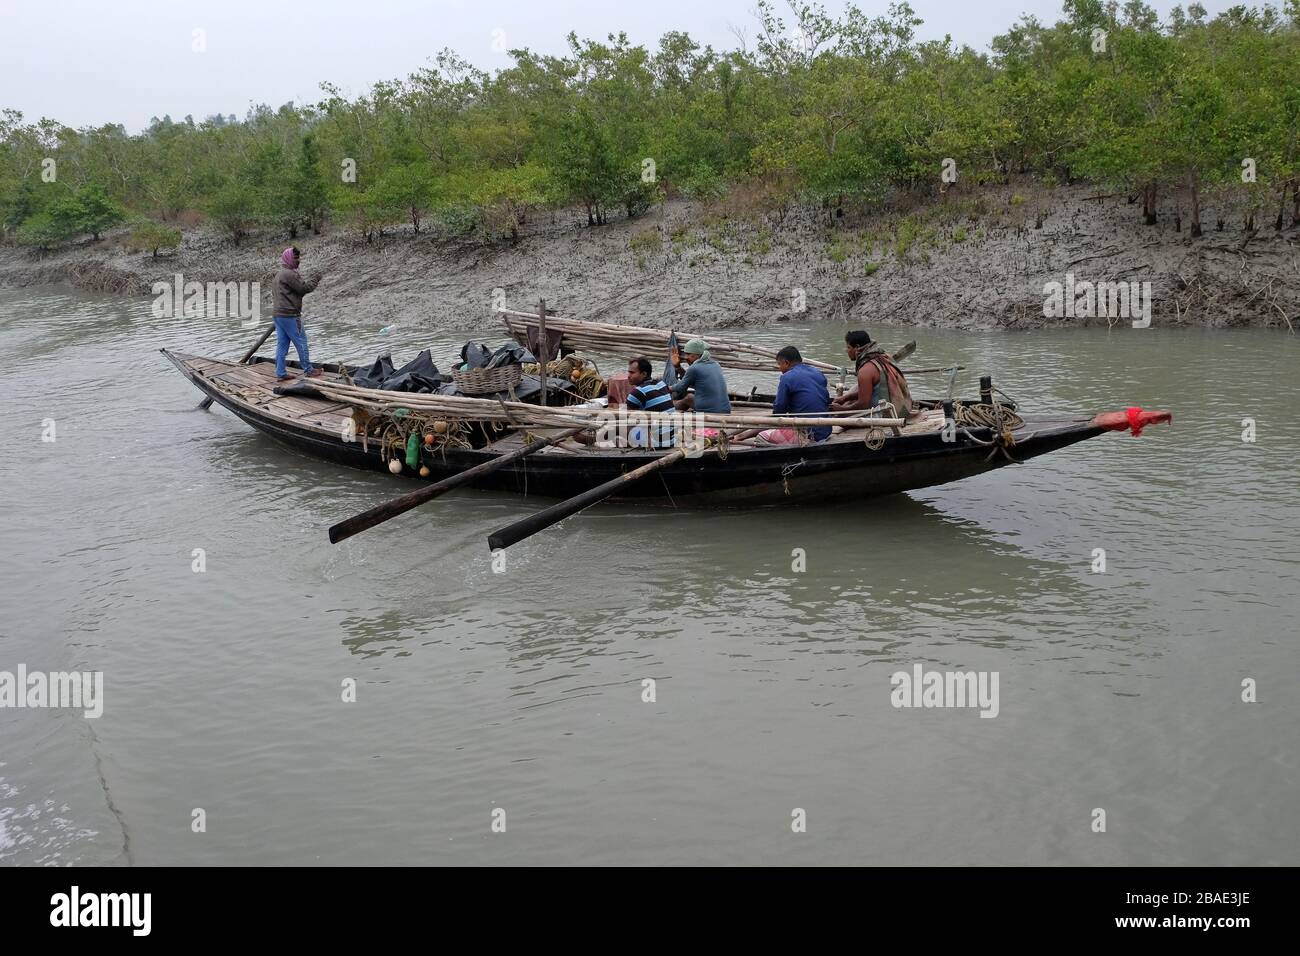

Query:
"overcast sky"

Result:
[[1, 0, 1246, 132]]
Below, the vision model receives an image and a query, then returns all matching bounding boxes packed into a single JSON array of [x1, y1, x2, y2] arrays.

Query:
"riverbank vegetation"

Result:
[[2, 1, 1298, 253]]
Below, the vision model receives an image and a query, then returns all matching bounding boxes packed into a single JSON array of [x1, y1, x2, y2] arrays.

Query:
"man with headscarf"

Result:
[[271, 246, 323, 381], [669, 338, 731, 414], [831, 329, 914, 420], [832, 329, 915, 418]]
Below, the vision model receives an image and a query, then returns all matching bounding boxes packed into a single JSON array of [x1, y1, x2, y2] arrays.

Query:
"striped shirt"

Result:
[[625, 379, 675, 447]]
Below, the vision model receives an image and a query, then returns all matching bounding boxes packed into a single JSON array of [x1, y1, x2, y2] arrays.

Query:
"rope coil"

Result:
[[953, 403, 1025, 431]]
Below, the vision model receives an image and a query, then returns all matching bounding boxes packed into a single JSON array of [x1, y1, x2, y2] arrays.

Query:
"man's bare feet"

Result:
[[304, 369, 324, 378], [276, 375, 293, 382]]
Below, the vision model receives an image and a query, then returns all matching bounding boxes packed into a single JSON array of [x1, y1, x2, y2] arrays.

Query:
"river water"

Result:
[[0, 286, 1296, 866]]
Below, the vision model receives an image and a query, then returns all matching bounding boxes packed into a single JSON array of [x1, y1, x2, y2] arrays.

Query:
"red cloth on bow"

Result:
[[1091, 407, 1172, 435]]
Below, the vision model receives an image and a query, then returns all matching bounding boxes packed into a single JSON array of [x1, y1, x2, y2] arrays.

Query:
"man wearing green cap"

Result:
[[670, 338, 731, 414]]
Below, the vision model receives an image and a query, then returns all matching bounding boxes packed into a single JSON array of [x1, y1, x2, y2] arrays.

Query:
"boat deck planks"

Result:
[[173, 351, 356, 437]]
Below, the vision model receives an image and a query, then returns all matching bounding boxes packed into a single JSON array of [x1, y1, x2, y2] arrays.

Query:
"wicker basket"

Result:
[[452, 364, 522, 395]]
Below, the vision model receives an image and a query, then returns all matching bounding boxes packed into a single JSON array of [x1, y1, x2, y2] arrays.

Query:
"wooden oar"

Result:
[[900, 364, 966, 375], [329, 426, 584, 544], [486, 424, 748, 551], [487, 444, 693, 551], [891, 342, 969, 375], [197, 322, 275, 410]]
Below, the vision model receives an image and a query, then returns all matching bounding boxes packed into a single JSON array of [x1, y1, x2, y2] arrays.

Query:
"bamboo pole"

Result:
[[497, 309, 962, 376], [498, 308, 844, 373], [308, 379, 904, 429], [537, 299, 548, 408]]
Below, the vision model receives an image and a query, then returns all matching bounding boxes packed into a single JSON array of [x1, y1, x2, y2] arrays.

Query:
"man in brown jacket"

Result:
[[272, 246, 322, 380]]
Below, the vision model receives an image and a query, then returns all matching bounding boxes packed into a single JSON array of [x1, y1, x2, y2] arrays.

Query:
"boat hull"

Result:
[[165, 349, 1108, 506]]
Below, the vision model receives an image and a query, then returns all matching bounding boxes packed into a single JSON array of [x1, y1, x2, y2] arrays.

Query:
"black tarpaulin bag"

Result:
[[348, 350, 446, 393], [375, 349, 445, 393], [486, 344, 534, 368], [459, 341, 493, 369], [512, 374, 575, 402], [349, 353, 396, 389]]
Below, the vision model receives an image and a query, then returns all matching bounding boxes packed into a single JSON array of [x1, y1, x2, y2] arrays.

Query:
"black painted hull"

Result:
[[168, 350, 1106, 505]]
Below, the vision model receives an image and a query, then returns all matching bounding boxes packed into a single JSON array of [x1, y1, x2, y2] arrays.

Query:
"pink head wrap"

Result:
[[281, 247, 298, 267]]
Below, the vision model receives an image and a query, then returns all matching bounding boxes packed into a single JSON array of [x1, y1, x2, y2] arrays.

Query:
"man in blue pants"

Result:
[[271, 246, 322, 381]]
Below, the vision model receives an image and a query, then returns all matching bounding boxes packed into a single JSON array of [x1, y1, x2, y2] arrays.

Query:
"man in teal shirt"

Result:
[[670, 339, 731, 413]]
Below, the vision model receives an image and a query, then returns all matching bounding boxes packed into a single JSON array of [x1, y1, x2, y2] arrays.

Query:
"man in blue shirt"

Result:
[[737, 346, 832, 444]]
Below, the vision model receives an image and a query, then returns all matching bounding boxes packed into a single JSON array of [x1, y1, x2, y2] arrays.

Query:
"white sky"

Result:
[[0, 0, 1247, 132]]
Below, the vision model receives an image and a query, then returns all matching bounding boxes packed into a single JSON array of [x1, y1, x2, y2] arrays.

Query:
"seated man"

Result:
[[572, 358, 674, 448], [669, 339, 731, 414], [736, 346, 832, 445], [623, 357, 676, 448], [831, 329, 914, 421]]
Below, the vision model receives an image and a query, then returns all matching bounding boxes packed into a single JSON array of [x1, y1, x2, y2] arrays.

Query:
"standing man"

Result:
[[272, 246, 322, 381], [736, 346, 832, 444], [831, 330, 913, 421]]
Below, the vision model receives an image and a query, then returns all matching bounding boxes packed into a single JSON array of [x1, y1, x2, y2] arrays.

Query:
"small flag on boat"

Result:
[[664, 331, 679, 386]]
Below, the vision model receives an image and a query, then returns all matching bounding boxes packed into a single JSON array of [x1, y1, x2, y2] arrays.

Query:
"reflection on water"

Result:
[[0, 286, 1297, 866]]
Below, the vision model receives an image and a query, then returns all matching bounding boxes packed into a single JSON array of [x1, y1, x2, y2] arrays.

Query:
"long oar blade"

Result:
[[329, 427, 583, 544], [487, 446, 689, 552]]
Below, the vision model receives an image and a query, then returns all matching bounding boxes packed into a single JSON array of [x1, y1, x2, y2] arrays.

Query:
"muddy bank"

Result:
[[1, 183, 1296, 334]]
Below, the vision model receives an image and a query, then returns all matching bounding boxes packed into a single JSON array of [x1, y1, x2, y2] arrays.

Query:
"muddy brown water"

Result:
[[0, 286, 1296, 865]]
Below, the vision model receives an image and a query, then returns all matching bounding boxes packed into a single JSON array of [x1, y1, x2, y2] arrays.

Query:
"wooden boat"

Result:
[[161, 348, 1170, 506]]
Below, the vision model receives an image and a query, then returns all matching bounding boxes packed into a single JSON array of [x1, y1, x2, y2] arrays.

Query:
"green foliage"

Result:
[[9, 183, 125, 247], [373, 162, 437, 233], [461, 163, 551, 242], [628, 229, 663, 255], [1, 4, 1296, 246], [332, 184, 399, 243], [893, 215, 938, 259], [16, 210, 77, 250], [206, 180, 260, 244], [680, 162, 726, 202], [288, 135, 329, 234], [826, 235, 851, 262], [73, 184, 126, 239], [745, 227, 773, 255], [546, 104, 623, 225], [2, 180, 46, 231], [127, 219, 182, 257]]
